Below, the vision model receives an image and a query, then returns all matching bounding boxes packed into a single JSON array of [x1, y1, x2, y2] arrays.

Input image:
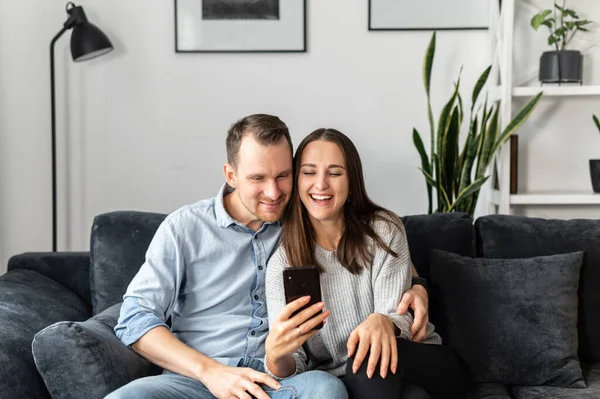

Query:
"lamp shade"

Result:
[[70, 22, 113, 61]]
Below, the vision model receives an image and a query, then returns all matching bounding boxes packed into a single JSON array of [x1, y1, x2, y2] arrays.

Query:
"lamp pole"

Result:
[[50, 27, 68, 252], [49, 2, 113, 251]]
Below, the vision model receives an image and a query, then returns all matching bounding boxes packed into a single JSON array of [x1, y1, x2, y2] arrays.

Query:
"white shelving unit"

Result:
[[487, 0, 600, 215]]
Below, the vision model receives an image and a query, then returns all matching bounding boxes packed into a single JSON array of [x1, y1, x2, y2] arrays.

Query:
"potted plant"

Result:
[[591, 115, 600, 193], [531, 1, 592, 84], [412, 32, 543, 216]]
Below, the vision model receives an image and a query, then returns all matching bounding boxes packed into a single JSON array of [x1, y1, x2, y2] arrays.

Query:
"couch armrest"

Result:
[[8, 252, 91, 305], [32, 302, 162, 399]]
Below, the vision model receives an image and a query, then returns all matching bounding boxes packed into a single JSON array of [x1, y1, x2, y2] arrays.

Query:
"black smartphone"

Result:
[[283, 266, 324, 330]]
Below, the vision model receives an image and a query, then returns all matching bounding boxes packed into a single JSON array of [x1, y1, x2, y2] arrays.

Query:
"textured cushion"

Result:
[[513, 362, 600, 399], [90, 211, 166, 314], [429, 249, 586, 388], [475, 214, 600, 363], [467, 383, 512, 399], [401, 212, 475, 340], [0, 269, 91, 399], [32, 303, 162, 399]]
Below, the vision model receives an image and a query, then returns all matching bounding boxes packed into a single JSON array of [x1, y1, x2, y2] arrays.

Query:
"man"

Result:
[[107, 114, 430, 399]]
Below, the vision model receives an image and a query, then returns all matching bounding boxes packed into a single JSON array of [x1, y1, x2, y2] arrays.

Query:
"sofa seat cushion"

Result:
[[32, 302, 161, 399], [513, 362, 600, 399], [475, 215, 600, 363], [467, 382, 512, 399], [429, 249, 586, 388], [0, 269, 91, 399]]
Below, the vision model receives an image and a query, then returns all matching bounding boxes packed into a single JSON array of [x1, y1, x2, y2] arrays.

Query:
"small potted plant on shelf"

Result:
[[591, 115, 600, 193], [531, 1, 592, 84]]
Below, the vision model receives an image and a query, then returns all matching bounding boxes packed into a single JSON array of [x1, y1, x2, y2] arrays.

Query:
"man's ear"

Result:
[[224, 163, 237, 188]]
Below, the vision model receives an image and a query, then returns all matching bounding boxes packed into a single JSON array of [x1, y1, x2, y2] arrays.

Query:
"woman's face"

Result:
[[298, 139, 349, 225]]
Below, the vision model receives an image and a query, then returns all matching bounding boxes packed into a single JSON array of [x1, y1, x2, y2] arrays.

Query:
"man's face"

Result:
[[224, 135, 293, 226]]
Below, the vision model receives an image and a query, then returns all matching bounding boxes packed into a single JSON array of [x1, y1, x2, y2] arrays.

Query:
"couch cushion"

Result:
[[90, 211, 166, 314], [0, 269, 91, 399], [32, 303, 161, 399], [475, 215, 600, 363], [513, 362, 600, 399], [467, 383, 512, 399], [429, 249, 586, 388], [401, 212, 475, 340]]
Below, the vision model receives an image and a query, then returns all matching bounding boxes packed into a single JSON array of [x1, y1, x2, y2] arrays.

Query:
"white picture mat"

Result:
[[176, 0, 305, 51], [370, 0, 489, 29]]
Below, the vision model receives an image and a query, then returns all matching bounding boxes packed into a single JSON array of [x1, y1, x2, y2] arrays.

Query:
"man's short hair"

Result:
[[226, 114, 293, 168]]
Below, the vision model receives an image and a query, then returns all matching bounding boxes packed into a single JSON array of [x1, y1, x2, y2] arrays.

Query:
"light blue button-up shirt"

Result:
[[114, 184, 282, 364]]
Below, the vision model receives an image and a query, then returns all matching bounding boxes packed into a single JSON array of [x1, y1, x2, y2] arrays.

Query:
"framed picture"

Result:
[[175, 0, 306, 53], [368, 0, 489, 31]]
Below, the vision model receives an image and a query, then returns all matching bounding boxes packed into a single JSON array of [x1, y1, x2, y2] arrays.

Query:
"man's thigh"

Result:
[[267, 370, 348, 399], [105, 372, 214, 399]]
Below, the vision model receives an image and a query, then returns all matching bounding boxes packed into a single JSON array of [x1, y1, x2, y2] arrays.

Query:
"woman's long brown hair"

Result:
[[282, 128, 404, 274]]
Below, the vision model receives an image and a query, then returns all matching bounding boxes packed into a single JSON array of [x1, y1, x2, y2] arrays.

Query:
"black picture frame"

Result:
[[174, 0, 307, 53], [368, 0, 489, 31]]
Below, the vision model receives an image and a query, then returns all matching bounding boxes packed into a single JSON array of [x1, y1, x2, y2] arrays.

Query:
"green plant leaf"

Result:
[[531, 10, 553, 30], [458, 116, 479, 194], [476, 106, 499, 178], [413, 128, 433, 214], [438, 184, 452, 212], [472, 65, 491, 109], [491, 92, 543, 155], [448, 176, 490, 212], [593, 114, 600, 132], [419, 167, 436, 187], [424, 32, 436, 97], [442, 108, 461, 200]]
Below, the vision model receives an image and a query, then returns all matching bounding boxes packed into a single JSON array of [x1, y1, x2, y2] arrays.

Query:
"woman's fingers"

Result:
[[297, 309, 329, 336], [379, 339, 390, 379], [277, 296, 311, 321], [390, 335, 398, 375], [347, 330, 359, 358], [352, 335, 370, 374], [366, 336, 381, 379]]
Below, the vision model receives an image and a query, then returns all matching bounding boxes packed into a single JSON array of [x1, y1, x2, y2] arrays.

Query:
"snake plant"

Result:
[[413, 32, 543, 216]]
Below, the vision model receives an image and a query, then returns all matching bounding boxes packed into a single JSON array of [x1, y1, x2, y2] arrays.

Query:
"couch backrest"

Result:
[[88, 210, 477, 328], [90, 211, 166, 315], [401, 212, 476, 338], [475, 214, 600, 363]]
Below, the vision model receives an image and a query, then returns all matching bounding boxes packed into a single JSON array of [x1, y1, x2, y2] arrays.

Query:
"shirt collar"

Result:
[[214, 183, 282, 229]]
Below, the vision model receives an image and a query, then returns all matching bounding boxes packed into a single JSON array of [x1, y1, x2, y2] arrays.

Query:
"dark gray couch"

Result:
[[1, 211, 599, 399]]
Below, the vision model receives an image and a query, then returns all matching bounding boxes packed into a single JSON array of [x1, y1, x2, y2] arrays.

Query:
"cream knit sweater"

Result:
[[264, 218, 441, 378]]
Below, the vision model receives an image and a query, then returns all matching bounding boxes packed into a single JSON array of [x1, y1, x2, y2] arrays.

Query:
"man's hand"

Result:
[[202, 361, 281, 399], [347, 313, 398, 379], [396, 284, 429, 342]]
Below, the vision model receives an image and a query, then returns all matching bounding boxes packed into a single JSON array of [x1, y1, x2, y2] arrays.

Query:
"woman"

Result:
[[264, 129, 471, 399]]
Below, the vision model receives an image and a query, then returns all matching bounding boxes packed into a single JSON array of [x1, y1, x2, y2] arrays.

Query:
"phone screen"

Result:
[[282, 266, 323, 330]]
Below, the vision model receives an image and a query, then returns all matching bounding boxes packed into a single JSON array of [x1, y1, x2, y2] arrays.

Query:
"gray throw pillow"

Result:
[[429, 249, 586, 388], [32, 303, 161, 399]]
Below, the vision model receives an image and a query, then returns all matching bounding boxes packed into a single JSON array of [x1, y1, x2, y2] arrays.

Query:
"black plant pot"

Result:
[[590, 160, 600, 193], [539, 50, 583, 84]]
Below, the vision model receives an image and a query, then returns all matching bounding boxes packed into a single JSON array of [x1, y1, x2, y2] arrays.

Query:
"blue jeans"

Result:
[[105, 358, 348, 399]]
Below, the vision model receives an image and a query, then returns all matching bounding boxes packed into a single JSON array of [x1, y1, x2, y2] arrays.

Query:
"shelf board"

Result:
[[512, 85, 600, 97], [510, 193, 600, 205]]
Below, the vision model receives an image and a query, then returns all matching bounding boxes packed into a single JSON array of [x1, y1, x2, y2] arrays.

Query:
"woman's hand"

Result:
[[396, 284, 429, 342], [347, 313, 398, 379], [265, 296, 330, 377]]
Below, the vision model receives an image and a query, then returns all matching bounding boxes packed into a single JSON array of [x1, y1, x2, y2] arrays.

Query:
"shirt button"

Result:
[[254, 295, 259, 300], [251, 331, 256, 336], [258, 265, 263, 270]]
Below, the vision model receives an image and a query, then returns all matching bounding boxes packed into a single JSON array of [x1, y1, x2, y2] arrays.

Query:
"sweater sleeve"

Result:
[[371, 219, 414, 341], [264, 246, 308, 379]]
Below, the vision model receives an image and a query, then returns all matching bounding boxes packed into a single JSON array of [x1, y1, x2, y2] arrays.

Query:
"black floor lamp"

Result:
[[50, 2, 113, 251]]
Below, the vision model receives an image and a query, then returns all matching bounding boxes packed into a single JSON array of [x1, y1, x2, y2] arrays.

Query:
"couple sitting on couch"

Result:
[[107, 114, 471, 399]]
